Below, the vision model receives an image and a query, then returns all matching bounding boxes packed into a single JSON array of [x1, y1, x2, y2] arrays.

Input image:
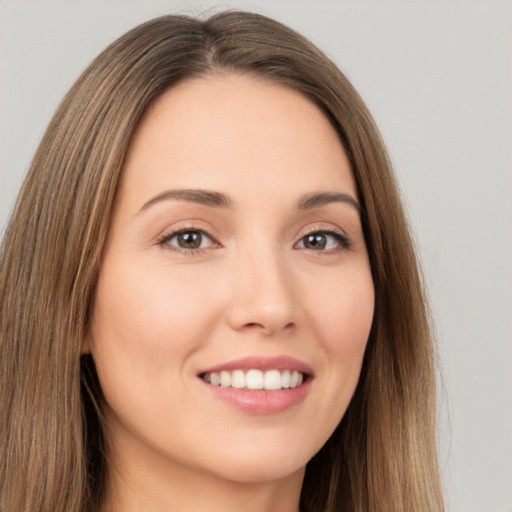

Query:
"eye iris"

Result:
[[304, 233, 327, 250], [178, 231, 202, 249]]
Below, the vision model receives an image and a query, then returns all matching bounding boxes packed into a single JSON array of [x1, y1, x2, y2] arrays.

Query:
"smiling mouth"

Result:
[[198, 357, 313, 414], [200, 369, 306, 391]]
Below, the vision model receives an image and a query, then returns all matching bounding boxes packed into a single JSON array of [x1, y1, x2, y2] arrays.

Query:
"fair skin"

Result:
[[85, 74, 374, 512]]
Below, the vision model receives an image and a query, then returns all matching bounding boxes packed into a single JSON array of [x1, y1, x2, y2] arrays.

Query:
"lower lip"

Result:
[[201, 379, 312, 415]]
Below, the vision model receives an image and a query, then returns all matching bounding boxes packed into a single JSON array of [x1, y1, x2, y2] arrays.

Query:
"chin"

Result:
[[193, 439, 312, 485], [210, 459, 306, 485]]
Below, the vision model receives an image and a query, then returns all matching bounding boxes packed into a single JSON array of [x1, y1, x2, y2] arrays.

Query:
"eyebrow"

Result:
[[297, 191, 361, 213], [138, 188, 360, 214], [140, 189, 233, 212]]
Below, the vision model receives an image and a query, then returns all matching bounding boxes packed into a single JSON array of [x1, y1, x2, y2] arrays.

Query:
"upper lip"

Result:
[[198, 355, 314, 376]]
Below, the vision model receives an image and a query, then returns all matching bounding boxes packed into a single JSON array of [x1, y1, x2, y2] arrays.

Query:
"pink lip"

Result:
[[197, 355, 314, 415], [203, 384, 312, 415], [197, 355, 314, 375]]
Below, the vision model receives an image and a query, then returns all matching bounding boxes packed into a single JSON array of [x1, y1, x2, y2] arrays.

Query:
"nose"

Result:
[[225, 245, 297, 336]]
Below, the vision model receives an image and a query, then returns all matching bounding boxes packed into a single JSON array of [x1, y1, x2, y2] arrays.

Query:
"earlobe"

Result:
[[81, 335, 92, 355]]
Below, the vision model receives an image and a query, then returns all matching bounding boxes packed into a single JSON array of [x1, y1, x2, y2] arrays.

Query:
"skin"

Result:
[[85, 75, 375, 512]]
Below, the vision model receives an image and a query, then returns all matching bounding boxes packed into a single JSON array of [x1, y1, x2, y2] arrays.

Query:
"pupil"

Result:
[[305, 234, 326, 250], [178, 231, 201, 249]]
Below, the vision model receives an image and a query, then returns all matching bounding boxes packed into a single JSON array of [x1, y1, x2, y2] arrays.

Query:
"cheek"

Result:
[[89, 258, 226, 395], [303, 267, 374, 423], [308, 268, 374, 354]]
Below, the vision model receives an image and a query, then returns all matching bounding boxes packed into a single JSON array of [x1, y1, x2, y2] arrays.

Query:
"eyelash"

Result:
[[156, 227, 220, 256], [157, 226, 351, 255], [296, 226, 351, 253]]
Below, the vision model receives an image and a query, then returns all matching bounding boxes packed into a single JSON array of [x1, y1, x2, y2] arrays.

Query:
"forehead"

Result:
[[118, 74, 356, 211]]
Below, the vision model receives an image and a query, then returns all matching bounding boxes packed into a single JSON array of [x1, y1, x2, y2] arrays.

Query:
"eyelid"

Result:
[[294, 225, 351, 251], [156, 224, 222, 254], [155, 219, 222, 243], [155, 222, 351, 255]]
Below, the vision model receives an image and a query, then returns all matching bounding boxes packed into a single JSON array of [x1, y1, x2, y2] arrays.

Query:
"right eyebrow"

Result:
[[138, 189, 233, 214]]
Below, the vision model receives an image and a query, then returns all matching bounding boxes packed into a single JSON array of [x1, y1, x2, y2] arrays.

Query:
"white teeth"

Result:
[[202, 369, 306, 391], [231, 370, 245, 389], [264, 369, 282, 390], [246, 369, 264, 390], [290, 370, 299, 388], [220, 371, 231, 387], [282, 370, 290, 388]]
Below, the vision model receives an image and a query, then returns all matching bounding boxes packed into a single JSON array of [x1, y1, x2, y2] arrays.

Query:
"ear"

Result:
[[81, 333, 92, 355]]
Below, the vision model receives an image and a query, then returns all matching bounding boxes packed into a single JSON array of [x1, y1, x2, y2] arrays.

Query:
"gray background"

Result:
[[1, 1, 511, 511]]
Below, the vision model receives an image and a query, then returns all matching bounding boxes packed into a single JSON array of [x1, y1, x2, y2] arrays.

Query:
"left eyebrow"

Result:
[[297, 192, 361, 214]]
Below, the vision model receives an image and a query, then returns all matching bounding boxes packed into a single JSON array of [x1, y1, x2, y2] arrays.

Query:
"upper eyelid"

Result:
[[158, 228, 218, 246], [295, 224, 350, 242], [157, 222, 221, 243], [157, 225, 350, 253], [295, 227, 351, 249]]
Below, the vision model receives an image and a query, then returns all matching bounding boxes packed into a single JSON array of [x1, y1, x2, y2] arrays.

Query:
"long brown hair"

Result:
[[0, 11, 444, 512]]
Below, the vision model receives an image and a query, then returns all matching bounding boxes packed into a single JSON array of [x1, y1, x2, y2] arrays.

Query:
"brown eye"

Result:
[[303, 233, 328, 250], [160, 229, 215, 251], [176, 231, 203, 249], [296, 230, 350, 251]]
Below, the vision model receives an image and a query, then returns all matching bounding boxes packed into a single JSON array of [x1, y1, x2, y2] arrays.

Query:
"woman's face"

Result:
[[87, 75, 374, 486]]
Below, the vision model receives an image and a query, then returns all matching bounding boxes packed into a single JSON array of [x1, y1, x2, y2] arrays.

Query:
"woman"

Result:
[[0, 11, 444, 512]]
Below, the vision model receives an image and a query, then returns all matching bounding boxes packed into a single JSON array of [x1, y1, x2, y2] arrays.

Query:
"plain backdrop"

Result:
[[1, 1, 511, 511]]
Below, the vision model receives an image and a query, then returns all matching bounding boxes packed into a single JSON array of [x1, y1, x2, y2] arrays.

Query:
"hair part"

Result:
[[0, 11, 444, 512]]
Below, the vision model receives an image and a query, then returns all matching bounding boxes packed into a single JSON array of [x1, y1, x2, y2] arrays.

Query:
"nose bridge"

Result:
[[227, 238, 297, 335]]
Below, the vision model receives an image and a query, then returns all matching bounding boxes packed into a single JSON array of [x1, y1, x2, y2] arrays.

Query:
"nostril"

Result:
[[240, 321, 295, 336]]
